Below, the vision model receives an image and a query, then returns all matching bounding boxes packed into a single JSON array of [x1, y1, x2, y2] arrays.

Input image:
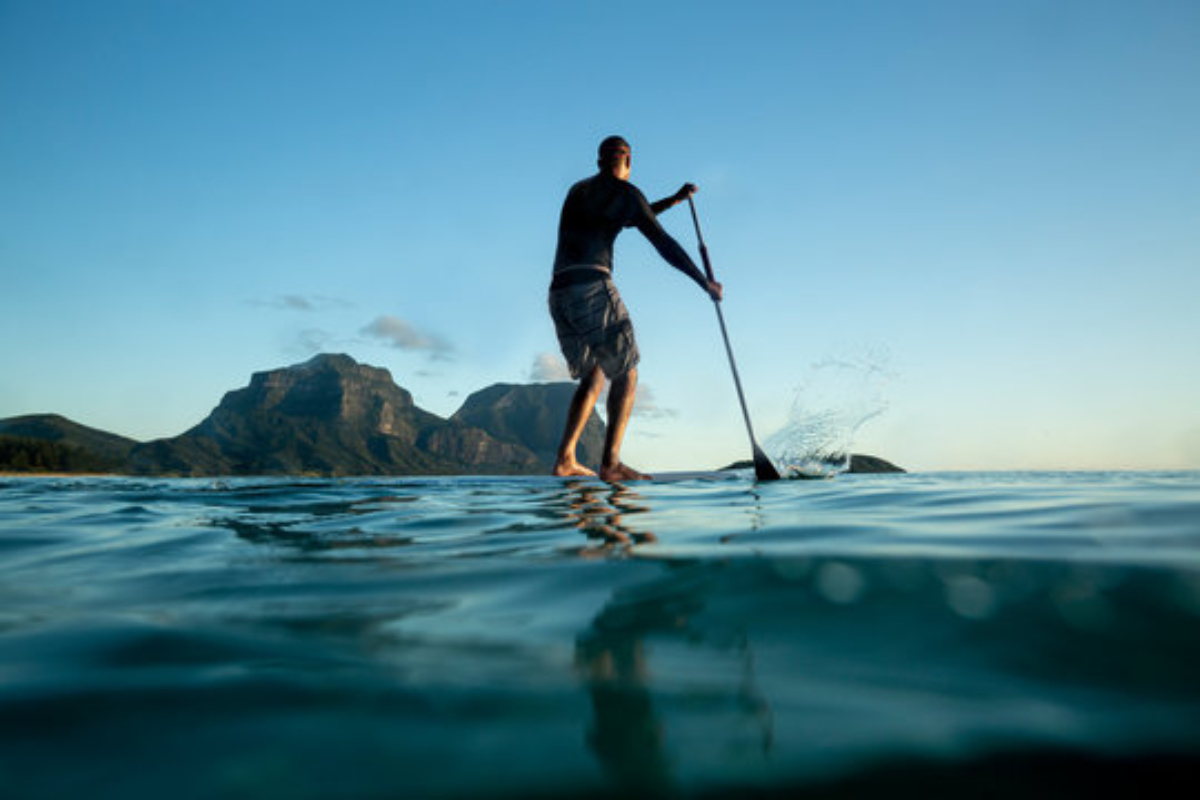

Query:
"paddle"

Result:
[[687, 197, 783, 481]]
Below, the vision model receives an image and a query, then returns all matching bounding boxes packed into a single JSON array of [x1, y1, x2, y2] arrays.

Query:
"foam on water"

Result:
[[2, 472, 1199, 798]]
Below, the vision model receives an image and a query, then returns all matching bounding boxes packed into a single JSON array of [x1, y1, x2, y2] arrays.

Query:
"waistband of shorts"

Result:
[[550, 264, 611, 290]]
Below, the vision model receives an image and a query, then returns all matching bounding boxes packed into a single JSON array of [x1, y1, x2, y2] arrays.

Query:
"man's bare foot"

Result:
[[600, 462, 651, 482], [553, 458, 596, 478]]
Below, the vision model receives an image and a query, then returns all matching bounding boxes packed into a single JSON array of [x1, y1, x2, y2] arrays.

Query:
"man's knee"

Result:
[[580, 366, 605, 397], [612, 367, 637, 391]]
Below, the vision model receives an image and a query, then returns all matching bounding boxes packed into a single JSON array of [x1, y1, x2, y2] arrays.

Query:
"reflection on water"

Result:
[[576, 562, 774, 795], [191, 477, 779, 793], [562, 479, 657, 551], [2, 474, 1200, 798]]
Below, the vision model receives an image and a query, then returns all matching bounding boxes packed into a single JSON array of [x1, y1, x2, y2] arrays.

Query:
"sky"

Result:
[[2, 0, 1198, 472]]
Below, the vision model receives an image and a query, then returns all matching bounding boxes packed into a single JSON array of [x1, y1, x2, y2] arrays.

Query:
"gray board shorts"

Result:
[[548, 275, 640, 380]]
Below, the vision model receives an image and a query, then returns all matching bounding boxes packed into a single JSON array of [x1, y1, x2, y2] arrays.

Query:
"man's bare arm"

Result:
[[650, 183, 698, 215]]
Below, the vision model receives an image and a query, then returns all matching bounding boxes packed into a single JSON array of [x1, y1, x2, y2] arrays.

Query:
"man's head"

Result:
[[597, 135, 631, 180]]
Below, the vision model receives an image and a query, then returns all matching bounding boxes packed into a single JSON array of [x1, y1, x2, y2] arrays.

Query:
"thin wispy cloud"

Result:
[[632, 384, 678, 421], [251, 294, 355, 312], [284, 328, 356, 358], [296, 328, 335, 353], [360, 315, 455, 360]]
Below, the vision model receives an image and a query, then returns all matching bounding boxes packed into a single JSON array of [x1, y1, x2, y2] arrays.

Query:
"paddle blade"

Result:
[[752, 445, 783, 481]]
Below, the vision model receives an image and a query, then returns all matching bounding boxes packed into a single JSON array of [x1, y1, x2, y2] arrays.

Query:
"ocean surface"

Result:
[[2, 471, 1200, 798]]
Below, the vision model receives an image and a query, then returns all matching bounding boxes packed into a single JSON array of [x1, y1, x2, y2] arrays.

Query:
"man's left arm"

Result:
[[650, 183, 697, 216]]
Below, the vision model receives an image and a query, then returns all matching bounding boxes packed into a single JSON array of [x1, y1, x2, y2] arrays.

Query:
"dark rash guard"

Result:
[[551, 172, 707, 291]]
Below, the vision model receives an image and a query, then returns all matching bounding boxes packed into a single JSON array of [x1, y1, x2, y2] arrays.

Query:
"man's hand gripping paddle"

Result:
[[687, 197, 783, 482]]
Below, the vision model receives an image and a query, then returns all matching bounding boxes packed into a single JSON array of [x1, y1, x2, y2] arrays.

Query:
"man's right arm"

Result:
[[631, 192, 721, 300], [649, 183, 697, 216]]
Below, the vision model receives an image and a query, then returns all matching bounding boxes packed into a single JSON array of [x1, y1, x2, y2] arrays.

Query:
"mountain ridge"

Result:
[[2, 353, 901, 476], [125, 354, 558, 476]]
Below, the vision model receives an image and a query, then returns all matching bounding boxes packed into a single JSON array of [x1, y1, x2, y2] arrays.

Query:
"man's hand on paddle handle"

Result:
[[675, 183, 698, 204], [706, 280, 723, 303]]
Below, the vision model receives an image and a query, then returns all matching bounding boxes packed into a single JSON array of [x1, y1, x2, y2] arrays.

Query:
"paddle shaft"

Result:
[[687, 197, 774, 470]]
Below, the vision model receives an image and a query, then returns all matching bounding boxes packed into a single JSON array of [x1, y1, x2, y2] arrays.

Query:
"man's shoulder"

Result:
[[569, 172, 640, 190], [563, 174, 647, 220], [569, 174, 595, 191], [622, 180, 649, 202], [570, 173, 615, 192], [564, 174, 602, 203]]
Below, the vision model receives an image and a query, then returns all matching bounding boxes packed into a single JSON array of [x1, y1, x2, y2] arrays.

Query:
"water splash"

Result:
[[763, 347, 893, 478]]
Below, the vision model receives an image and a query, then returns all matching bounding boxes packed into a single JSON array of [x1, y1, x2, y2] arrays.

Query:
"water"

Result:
[[2, 472, 1200, 798]]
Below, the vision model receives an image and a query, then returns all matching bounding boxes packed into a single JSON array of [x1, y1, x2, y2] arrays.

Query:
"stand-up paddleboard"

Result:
[[550, 467, 826, 484], [721, 459, 832, 481], [551, 470, 736, 484], [647, 470, 740, 483]]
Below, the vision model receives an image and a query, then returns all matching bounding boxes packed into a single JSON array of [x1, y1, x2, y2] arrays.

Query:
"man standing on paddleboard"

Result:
[[549, 135, 723, 481]]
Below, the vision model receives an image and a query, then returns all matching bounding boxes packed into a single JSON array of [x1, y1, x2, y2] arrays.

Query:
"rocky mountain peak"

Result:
[[125, 354, 552, 476], [237, 353, 414, 422]]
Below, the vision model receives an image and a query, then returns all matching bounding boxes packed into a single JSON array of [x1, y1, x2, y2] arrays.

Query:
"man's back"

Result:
[[552, 171, 706, 291], [552, 172, 649, 276]]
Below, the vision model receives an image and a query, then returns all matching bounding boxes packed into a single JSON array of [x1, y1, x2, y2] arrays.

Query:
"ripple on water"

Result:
[[2, 473, 1200, 797]]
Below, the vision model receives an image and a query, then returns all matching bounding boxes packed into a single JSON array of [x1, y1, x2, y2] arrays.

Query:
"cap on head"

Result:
[[597, 135, 631, 168]]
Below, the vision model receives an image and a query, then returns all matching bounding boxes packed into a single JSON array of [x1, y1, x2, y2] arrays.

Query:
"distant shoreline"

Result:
[[2, 356, 907, 478], [0, 472, 123, 478]]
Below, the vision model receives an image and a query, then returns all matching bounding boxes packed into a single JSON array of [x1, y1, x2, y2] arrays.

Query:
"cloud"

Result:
[[529, 352, 572, 382], [632, 384, 678, 420], [360, 315, 454, 360], [297, 328, 334, 352], [280, 294, 316, 311], [284, 328, 351, 357], [252, 294, 355, 312]]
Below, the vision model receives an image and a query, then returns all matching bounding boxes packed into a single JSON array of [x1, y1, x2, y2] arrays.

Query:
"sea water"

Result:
[[2, 471, 1200, 798]]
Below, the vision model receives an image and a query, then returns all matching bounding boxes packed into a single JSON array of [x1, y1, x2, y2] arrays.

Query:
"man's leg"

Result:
[[553, 366, 605, 477], [600, 367, 650, 482]]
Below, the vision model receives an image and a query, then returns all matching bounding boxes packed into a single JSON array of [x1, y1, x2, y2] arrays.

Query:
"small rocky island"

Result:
[[1, 354, 901, 476]]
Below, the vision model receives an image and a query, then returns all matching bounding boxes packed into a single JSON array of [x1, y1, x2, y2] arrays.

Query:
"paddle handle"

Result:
[[687, 197, 717, 284]]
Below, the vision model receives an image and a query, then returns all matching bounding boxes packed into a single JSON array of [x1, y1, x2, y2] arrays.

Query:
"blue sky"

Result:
[[2, 0, 1198, 471]]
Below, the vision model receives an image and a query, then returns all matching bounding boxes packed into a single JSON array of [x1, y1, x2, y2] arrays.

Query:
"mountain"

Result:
[[0, 414, 137, 463], [451, 382, 605, 470], [2, 354, 904, 477], [126, 354, 554, 476], [0, 414, 137, 472]]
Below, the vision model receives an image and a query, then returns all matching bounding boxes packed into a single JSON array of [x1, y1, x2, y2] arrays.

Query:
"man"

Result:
[[549, 135, 723, 481]]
